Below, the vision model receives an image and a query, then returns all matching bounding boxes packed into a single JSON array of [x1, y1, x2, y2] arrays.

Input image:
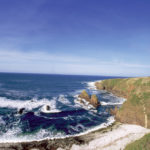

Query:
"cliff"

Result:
[[95, 77, 150, 128]]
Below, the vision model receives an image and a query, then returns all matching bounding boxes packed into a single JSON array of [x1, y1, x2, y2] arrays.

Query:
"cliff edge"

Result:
[[95, 77, 150, 128]]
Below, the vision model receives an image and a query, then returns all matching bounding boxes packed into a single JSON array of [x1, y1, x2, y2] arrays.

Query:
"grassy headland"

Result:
[[95, 77, 150, 128], [95, 77, 150, 150]]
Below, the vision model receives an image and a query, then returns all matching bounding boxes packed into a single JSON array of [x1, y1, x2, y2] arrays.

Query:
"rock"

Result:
[[46, 105, 51, 111], [90, 95, 100, 108], [78, 90, 100, 108], [79, 90, 90, 101], [18, 108, 25, 114]]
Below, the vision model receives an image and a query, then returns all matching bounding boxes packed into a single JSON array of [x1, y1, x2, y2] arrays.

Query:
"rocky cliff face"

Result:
[[95, 77, 150, 128], [79, 90, 100, 108]]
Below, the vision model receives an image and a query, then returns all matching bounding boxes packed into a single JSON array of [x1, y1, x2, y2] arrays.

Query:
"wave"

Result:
[[101, 100, 126, 106], [0, 94, 74, 110], [0, 116, 5, 125], [0, 116, 115, 143], [74, 98, 97, 113], [0, 97, 59, 111], [58, 94, 71, 105], [85, 80, 101, 90]]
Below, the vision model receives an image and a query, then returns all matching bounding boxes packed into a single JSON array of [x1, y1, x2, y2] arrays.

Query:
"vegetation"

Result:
[[124, 133, 150, 150], [95, 77, 150, 128], [95, 77, 150, 150]]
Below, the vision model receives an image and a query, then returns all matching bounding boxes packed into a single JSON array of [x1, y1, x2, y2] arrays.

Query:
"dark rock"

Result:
[[18, 108, 25, 114], [46, 105, 50, 111]]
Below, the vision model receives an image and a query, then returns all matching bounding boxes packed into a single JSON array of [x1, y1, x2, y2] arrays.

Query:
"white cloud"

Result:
[[0, 50, 149, 76]]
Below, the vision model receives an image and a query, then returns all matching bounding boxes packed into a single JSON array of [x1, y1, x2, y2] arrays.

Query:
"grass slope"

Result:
[[95, 77, 150, 128], [124, 133, 150, 150], [96, 77, 150, 150]]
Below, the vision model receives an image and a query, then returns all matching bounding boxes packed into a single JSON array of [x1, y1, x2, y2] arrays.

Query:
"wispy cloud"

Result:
[[0, 50, 149, 76]]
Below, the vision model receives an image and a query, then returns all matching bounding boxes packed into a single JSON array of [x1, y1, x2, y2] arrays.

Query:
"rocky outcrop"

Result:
[[46, 105, 51, 111], [91, 94, 100, 108], [18, 108, 25, 114], [78, 90, 100, 108], [79, 90, 90, 101]]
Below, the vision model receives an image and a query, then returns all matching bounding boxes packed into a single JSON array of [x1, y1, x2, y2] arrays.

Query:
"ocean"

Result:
[[0, 73, 125, 142]]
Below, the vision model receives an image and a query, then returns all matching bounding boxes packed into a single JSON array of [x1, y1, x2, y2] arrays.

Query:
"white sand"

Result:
[[58, 124, 150, 150]]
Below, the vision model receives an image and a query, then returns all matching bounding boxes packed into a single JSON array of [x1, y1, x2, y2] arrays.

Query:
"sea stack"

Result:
[[79, 90, 90, 101], [79, 90, 100, 108], [90, 94, 100, 108]]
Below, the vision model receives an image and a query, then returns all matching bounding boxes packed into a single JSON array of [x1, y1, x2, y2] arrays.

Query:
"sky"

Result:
[[0, 0, 150, 76]]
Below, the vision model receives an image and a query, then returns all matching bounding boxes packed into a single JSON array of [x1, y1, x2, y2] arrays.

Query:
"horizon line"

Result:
[[0, 71, 130, 78]]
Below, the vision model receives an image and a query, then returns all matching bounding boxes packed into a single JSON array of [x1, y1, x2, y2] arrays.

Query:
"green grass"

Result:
[[130, 94, 141, 106], [134, 78, 143, 86], [124, 133, 150, 150], [96, 77, 150, 150], [142, 92, 150, 101]]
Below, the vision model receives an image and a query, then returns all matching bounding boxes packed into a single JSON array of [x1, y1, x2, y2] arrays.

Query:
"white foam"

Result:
[[85, 80, 101, 90], [0, 116, 5, 125], [0, 116, 115, 143], [87, 82, 97, 90], [100, 92, 126, 106], [101, 98, 126, 106], [58, 94, 71, 105], [40, 105, 61, 113], [0, 127, 66, 143], [0, 97, 58, 111], [77, 116, 115, 136], [74, 98, 97, 113]]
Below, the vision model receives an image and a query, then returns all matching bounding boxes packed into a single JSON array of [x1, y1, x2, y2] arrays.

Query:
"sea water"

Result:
[[0, 73, 124, 142]]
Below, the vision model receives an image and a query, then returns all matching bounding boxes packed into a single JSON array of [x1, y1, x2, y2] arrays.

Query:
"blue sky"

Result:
[[0, 0, 150, 76]]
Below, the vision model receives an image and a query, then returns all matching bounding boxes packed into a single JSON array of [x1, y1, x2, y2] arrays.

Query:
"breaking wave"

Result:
[[0, 116, 115, 143], [0, 97, 58, 111]]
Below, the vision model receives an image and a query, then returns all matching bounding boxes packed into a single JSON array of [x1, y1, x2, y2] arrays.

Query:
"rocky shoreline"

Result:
[[0, 84, 116, 150], [0, 122, 118, 150], [1, 121, 149, 150], [1, 77, 148, 150]]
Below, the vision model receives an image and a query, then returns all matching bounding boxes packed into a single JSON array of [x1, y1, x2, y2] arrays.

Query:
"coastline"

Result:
[[0, 79, 149, 150], [0, 121, 119, 150], [1, 122, 149, 150]]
